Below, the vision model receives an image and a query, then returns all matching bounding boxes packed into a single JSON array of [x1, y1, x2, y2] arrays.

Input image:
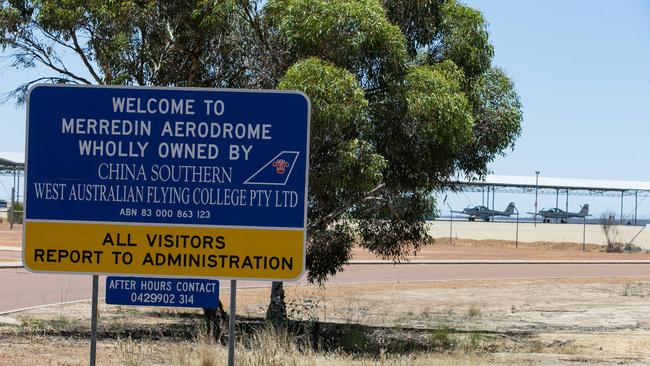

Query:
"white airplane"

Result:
[[453, 202, 516, 222], [528, 204, 590, 223]]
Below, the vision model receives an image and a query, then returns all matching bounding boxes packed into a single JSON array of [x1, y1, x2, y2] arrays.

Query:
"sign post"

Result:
[[90, 275, 99, 366], [228, 280, 237, 366], [10, 187, 14, 229], [24, 85, 310, 364]]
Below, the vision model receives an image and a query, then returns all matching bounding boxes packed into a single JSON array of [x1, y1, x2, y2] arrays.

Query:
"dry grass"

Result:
[[166, 325, 502, 366], [7, 279, 650, 365]]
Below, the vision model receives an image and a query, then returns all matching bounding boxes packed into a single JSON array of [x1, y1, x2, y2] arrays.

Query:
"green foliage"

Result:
[[0, 0, 248, 92], [356, 191, 434, 260], [397, 63, 474, 187], [279, 58, 385, 216], [340, 324, 371, 352], [279, 58, 371, 164], [467, 332, 482, 349], [266, 0, 407, 89], [384, 0, 493, 82], [383, 0, 446, 57], [0, 0, 523, 284], [461, 67, 523, 175], [431, 326, 453, 348], [438, 1, 493, 82]]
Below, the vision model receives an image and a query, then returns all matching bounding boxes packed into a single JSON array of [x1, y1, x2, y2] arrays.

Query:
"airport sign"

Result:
[[105, 276, 219, 308], [24, 84, 310, 280]]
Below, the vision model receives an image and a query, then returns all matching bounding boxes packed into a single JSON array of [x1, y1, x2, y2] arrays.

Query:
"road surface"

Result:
[[3, 263, 650, 314]]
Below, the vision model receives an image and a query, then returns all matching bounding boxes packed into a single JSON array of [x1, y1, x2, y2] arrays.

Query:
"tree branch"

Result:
[[12, 37, 93, 84], [239, 1, 283, 73], [2, 77, 77, 105], [33, 22, 77, 53], [310, 183, 386, 230], [70, 29, 103, 84]]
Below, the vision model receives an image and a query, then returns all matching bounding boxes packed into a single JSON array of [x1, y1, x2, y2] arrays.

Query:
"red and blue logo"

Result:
[[245, 151, 300, 185]]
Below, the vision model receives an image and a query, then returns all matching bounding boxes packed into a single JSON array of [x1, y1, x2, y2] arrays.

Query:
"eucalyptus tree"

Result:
[[1, 0, 522, 323]]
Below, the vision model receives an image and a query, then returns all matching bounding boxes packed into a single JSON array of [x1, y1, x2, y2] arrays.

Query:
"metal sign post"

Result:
[[515, 209, 519, 249], [444, 200, 453, 246], [583, 216, 586, 252], [228, 280, 237, 366], [448, 208, 453, 246], [9, 187, 14, 230], [90, 275, 99, 366]]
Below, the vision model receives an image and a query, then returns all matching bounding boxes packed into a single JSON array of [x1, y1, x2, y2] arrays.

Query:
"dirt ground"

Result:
[[0, 222, 22, 248], [352, 237, 650, 260], [3, 278, 650, 365]]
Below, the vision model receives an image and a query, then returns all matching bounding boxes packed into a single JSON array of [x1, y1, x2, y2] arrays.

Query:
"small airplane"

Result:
[[453, 202, 516, 221], [528, 204, 590, 223]]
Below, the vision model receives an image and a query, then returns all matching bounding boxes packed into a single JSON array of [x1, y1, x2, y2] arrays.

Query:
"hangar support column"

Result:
[[565, 189, 569, 214], [634, 190, 638, 226], [620, 191, 624, 224], [492, 187, 496, 211]]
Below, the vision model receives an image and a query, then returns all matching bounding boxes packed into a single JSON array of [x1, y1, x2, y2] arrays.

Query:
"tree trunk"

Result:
[[202, 300, 228, 343], [266, 281, 287, 324]]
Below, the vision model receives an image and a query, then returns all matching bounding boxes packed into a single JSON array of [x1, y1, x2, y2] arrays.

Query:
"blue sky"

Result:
[[465, 0, 650, 181], [1, 1, 649, 217]]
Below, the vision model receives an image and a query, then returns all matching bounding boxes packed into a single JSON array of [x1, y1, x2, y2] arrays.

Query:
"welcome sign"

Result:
[[23, 85, 310, 281]]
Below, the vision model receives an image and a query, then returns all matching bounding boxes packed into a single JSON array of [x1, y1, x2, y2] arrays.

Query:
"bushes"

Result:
[[600, 212, 622, 253]]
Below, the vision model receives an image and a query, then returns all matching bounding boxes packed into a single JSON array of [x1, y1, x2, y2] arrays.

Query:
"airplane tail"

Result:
[[579, 204, 589, 216], [503, 202, 516, 215]]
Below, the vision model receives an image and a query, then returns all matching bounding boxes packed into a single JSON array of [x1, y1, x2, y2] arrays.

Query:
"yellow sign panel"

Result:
[[24, 221, 304, 280]]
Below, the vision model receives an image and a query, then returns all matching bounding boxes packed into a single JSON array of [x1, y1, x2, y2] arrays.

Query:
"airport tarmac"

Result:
[[429, 220, 650, 249]]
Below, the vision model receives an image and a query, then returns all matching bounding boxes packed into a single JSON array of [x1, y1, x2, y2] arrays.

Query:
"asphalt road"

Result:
[[3, 263, 650, 314]]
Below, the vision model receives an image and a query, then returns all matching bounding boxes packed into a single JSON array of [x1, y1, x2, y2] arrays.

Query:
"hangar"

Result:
[[451, 175, 650, 226]]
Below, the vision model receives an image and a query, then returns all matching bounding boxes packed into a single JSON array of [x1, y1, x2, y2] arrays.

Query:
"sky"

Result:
[[465, 0, 650, 181], [1, 0, 649, 217], [446, 0, 650, 218]]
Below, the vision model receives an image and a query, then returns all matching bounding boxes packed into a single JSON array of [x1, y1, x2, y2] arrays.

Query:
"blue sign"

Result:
[[25, 85, 310, 228], [24, 85, 310, 280], [105, 276, 219, 308]]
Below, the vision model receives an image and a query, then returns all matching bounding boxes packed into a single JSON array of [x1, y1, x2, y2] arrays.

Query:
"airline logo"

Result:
[[245, 151, 299, 185], [272, 159, 290, 174]]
